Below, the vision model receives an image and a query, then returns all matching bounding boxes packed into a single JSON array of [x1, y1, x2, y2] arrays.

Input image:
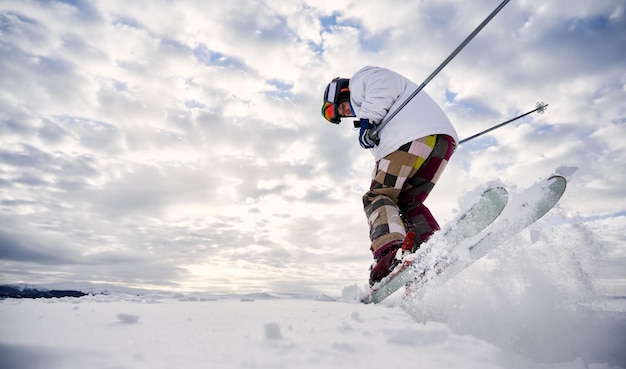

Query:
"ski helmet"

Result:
[[321, 77, 351, 124]]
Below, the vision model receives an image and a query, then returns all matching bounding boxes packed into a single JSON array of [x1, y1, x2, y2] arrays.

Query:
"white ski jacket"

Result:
[[349, 66, 458, 161]]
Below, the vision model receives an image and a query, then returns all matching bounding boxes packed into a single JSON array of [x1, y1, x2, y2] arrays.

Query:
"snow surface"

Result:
[[0, 290, 624, 369]]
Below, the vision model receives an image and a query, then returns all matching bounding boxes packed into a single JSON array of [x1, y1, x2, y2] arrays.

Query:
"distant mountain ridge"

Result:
[[0, 285, 88, 299]]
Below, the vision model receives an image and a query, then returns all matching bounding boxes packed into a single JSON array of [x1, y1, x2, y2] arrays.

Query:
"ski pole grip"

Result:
[[367, 129, 379, 142]]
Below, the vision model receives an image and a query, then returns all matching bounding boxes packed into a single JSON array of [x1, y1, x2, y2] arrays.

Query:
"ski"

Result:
[[361, 175, 567, 304], [443, 186, 509, 245], [404, 175, 566, 301], [361, 186, 509, 304], [468, 175, 566, 261]]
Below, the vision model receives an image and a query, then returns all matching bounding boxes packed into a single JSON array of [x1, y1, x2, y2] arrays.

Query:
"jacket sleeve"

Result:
[[350, 67, 405, 124]]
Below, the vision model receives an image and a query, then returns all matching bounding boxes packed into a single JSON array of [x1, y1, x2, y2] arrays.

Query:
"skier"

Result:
[[322, 66, 458, 286]]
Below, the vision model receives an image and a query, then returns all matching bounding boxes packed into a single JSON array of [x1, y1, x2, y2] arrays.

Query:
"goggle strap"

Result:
[[326, 81, 337, 103]]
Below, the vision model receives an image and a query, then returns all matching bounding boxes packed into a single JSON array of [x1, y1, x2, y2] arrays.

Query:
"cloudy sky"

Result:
[[1, 0, 625, 294]]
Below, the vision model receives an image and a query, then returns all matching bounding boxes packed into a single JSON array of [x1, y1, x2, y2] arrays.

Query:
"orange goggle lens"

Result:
[[322, 101, 340, 124]]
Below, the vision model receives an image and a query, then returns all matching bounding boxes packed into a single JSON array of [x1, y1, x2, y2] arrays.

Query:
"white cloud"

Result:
[[0, 0, 624, 293]]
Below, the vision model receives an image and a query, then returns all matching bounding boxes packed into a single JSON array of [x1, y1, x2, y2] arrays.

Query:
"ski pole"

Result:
[[369, 0, 511, 142], [459, 102, 548, 144]]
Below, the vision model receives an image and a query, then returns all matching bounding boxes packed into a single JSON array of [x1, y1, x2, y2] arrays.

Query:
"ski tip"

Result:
[[488, 186, 509, 200], [547, 174, 566, 181], [547, 174, 567, 190]]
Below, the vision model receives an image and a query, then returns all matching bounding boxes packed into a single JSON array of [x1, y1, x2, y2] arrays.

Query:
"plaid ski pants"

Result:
[[363, 134, 456, 258]]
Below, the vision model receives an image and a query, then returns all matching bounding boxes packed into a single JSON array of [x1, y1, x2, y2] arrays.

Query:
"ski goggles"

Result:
[[322, 101, 341, 124], [321, 77, 342, 124]]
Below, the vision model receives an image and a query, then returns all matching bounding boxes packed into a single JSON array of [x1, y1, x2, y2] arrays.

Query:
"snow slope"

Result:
[[0, 295, 508, 369], [0, 292, 622, 369]]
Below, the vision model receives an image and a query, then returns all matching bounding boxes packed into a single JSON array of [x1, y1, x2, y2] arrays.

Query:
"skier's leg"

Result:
[[398, 135, 456, 251], [363, 140, 434, 256], [364, 136, 439, 284]]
